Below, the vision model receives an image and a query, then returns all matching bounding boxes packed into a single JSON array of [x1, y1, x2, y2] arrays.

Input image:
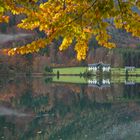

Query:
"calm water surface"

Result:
[[0, 77, 140, 140]]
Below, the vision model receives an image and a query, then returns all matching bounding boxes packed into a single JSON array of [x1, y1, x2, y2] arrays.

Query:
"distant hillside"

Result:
[[0, 14, 140, 73]]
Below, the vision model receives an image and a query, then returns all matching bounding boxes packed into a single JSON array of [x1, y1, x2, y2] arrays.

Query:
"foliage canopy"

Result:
[[0, 0, 140, 60]]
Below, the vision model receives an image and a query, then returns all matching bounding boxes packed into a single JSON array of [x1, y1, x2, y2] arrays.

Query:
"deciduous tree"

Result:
[[1, 0, 140, 60]]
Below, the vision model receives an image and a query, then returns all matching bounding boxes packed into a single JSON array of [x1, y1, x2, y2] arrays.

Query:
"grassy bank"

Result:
[[52, 67, 140, 76], [53, 67, 87, 75], [111, 68, 140, 76]]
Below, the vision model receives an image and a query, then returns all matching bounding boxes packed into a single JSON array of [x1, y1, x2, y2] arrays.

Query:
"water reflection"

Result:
[[0, 77, 140, 140]]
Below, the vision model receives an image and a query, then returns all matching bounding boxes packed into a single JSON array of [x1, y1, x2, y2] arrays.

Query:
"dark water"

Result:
[[1, 77, 140, 140]]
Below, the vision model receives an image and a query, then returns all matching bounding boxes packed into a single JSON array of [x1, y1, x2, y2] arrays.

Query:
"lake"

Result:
[[0, 76, 140, 140]]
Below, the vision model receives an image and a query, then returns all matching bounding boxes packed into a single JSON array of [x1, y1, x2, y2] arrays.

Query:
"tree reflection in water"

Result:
[[0, 77, 140, 140]]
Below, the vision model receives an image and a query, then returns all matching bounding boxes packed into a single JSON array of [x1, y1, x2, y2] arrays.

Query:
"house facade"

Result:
[[125, 66, 135, 71], [88, 62, 111, 72]]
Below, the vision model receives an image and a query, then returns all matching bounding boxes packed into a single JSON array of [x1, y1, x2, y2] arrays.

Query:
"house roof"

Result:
[[88, 64, 99, 67], [88, 62, 110, 67], [125, 66, 135, 69], [102, 64, 110, 67]]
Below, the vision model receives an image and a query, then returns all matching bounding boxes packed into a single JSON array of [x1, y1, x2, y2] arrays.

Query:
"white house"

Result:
[[88, 64, 98, 71], [125, 66, 135, 71], [88, 62, 111, 72], [102, 65, 111, 72]]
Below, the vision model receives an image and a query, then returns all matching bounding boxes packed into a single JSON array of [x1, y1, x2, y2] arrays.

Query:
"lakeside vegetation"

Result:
[[51, 67, 140, 76], [111, 68, 140, 76], [50, 67, 140, 84]]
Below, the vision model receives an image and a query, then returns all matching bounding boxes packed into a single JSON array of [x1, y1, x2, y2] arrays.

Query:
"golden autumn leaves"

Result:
[[0, 0, 140, 60], [4, 39, 46, 55], [0, 15, 9, 23]]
